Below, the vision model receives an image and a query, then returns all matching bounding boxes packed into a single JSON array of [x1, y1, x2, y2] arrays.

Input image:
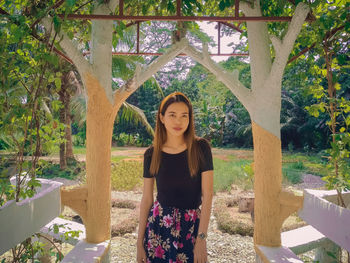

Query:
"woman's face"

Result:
[[160, 102, 190, 138]]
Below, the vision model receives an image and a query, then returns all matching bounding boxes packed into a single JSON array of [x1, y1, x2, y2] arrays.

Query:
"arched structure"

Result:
[[41, 0, 311, 261]]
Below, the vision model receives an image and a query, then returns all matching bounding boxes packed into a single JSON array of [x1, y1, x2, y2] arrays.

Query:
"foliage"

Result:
[[282, 164, 303, 184], [300, 0, 350, 197], [49, 223, 82, 243], [111, 160, 143, 191], [112, 132, 151, 147], [241, 163, 254, 188], [36, 159, 86, 181]]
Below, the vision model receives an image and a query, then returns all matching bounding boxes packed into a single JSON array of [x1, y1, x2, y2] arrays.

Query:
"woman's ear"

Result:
[[159, 114, 164, 124]]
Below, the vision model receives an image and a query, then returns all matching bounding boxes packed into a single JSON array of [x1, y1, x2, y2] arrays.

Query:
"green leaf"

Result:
[[54, 78, 61, 90], [66, 0, 76, 8], [53, 15, 62, 33], [219, 1, 226, 11], [53, 224, 59, 234]]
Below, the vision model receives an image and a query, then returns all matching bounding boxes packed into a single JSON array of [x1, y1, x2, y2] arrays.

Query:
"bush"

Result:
[[72, 134, 86, 147], [36, 159, 85, 181], [112, 198, 137, 209], [111, 160, 143, 191], [282, 162, 304, 184], [213, 197, 254, 236]]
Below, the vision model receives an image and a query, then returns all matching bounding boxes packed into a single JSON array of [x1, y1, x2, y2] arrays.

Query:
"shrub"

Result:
[[213, 197, 254, 236], [36, 159, 85, 181], [282, 162, 304, 184], [112, 198, 137, 209], [111, 160, 143, 191]]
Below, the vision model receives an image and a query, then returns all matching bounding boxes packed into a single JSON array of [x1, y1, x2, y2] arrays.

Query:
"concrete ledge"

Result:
[[256, 245, 303, 263], [61, 239, 110, 263], [299, 189, 350, 252], [0, 178, 62, 255], [281, 225, 329, 254], [40, 217, 86, 245]]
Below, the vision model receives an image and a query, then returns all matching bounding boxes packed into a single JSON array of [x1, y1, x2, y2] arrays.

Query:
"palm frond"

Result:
[[119, 102, 154, 137], [235, 123, 252, 137], [70, 94, 87, 127], [147, 77, 164, 98], [112, 55, 144, 81]]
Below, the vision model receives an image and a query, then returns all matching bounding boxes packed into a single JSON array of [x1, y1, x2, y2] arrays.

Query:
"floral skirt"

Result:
[[143, 200, 201, 263]]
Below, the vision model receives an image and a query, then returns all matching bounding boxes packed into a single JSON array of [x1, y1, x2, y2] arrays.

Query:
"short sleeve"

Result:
[[198, 138, 214, 172], [143, 146, 154, 178]]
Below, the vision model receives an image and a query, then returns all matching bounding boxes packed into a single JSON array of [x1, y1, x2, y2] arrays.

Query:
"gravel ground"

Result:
[[109, 174, 328, 263], [54, 173, 326, 263], [110, 193, 255, 263]]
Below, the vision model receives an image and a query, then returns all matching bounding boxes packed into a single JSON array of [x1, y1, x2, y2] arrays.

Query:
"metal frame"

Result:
[[0, 0, 316, 62], [56, 0, 313, 57]]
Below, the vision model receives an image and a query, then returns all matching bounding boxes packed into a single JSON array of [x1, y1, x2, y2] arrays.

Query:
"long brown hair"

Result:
[[149, 92, 203, 177]]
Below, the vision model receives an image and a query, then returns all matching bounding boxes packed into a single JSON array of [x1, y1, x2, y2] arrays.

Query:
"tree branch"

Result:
[[287, 42, 316, 64], [108, 0, 120, 12], [220, 22, 243, 33], [0, 7, 8, 14], [1, 7, 73, 64], [35, 233, 63, 261], [72, 0, 94, 13], [287, 25, 346, 64], [239, 1, 255, 16], [41, 17, 92, 76], [270, 2, 310, 81], [113, 38, 189, 110], [184, 41, 252, 111], [30, 0, 66, 29]]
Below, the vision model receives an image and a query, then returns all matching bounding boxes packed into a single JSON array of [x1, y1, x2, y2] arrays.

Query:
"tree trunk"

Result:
[[84, 73, 114, 242], [58, 89, 67, 170], [252, 121, 282, 246], [65, 94, 75, 161]]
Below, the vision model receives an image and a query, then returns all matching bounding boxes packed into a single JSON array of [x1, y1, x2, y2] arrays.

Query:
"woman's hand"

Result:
[[136, 241, 147, 263], [193, 238, 208, 263]]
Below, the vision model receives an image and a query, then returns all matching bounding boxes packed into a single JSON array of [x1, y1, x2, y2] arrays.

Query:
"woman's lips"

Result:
[[173, 127, 182, 131]]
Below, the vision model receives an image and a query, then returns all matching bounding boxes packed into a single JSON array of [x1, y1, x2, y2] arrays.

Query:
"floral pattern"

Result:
[[144, 200, 201, 263]]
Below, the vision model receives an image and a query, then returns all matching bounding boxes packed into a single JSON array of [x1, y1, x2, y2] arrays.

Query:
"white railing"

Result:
[[257, 190, 350, 262]]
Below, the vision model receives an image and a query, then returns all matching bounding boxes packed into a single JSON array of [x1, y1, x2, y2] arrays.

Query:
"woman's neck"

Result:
[[163, 136, 186, 149]]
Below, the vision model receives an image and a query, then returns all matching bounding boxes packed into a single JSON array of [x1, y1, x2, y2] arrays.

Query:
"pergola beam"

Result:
[[83, 51, 249, 57], [57, 14, 313, 22]]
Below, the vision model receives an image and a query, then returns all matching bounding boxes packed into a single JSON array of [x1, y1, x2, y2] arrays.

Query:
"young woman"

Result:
[[137, 92, 214, 263]]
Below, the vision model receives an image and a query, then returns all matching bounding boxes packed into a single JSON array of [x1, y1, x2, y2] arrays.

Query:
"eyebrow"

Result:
[[168, 111, 189, 114]]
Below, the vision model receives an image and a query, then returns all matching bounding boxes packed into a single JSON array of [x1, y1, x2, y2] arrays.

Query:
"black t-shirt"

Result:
[[143, 138, 213, 209]]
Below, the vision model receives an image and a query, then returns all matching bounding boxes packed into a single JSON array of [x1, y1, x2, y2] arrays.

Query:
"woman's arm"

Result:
[[194, 170, 214, 263], [136, 178, 154, 262]]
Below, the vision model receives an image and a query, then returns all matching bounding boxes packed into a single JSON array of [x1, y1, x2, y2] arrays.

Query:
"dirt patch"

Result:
[[212, 148, 254, 160], [111, 206, 139, 237], [111, 198, 139, 237], [294, 174, 326, 190], [61, 198, 140, 237], [214, 189, 307, 237], [121, 158, 143, 162], [214, 154, 230, 161]]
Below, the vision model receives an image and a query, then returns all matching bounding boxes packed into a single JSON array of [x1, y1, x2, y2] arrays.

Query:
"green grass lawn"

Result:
[[213, 156, 251, 192], [72, 146, 131, 155], [282, 151, 330, 184], [1, 147, 333, 192]]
